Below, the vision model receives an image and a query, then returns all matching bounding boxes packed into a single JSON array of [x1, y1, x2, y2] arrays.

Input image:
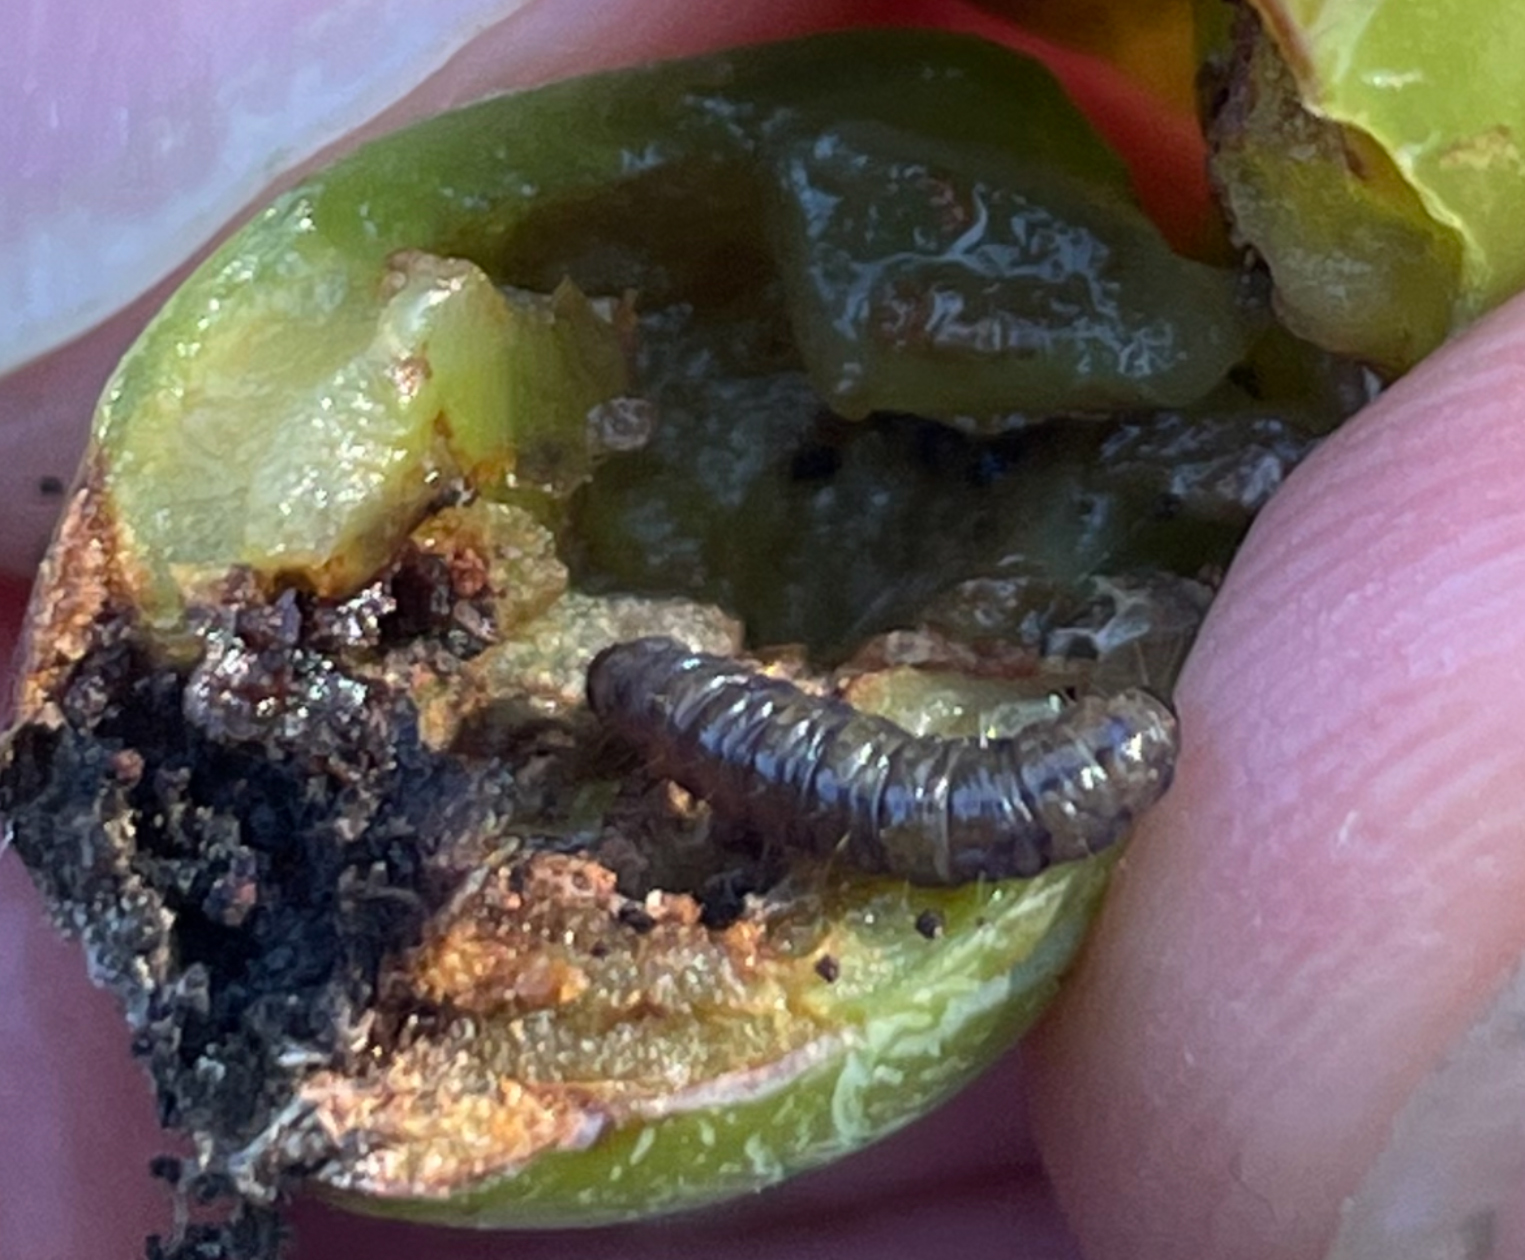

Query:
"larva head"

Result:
[[586, 636, 689, 725], [1104, 689, 1181, 797], [1023, 690, 1180, 863]]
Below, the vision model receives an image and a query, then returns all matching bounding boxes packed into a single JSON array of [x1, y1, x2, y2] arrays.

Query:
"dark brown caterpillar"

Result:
[[587, 637, 1179, 885]]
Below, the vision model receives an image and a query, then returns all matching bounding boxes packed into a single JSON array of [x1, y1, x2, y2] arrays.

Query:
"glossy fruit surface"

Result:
[[0, 27, 1347, 1248], [1207, 0, 1525, 371]]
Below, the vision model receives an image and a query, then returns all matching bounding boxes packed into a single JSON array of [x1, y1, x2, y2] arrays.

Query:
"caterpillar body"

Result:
[[586, 637, 1179, 886]]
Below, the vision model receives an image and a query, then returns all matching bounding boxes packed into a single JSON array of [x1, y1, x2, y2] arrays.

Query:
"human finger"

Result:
[[1030, 291, 1525, 1260]]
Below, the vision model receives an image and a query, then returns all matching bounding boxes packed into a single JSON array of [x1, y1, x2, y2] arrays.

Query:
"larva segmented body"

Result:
[[586, 637, 1179, 885]]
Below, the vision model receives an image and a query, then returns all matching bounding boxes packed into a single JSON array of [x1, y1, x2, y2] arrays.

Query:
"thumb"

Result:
[[1029, 294, 1525, 1260]]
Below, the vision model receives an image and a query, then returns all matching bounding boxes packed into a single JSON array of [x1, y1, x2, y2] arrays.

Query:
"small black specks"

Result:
[[697, 868, 758, 930], [788, 441, 842, 483], [616, 903, 656, 934], [588, 939, 610, 959], [191, 1171, 237, 1205], [814, 954, 840, 983], [914, 909, 944, 940], [148, 1154, 184, 1185], [37, 475, 65, 498], [1226, 362, 1264, 400]]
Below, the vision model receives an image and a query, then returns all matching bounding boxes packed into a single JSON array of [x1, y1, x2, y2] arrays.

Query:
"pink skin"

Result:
[[1029, 294, 1525, 1260], [5, 1, 1525, 1257]]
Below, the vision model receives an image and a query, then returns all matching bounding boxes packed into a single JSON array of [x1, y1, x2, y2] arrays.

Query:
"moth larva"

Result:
[[587, 637, 1179, 885]]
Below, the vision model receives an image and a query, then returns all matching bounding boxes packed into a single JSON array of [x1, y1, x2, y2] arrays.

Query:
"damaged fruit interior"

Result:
[[0, 16, 1392, 1258]]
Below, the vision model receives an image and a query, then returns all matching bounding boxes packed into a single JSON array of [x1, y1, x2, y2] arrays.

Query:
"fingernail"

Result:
[[1326, 954, 1525, 1260]]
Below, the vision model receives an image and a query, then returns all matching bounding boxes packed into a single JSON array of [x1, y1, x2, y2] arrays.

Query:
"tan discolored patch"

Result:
[[13, 459, 123, 724], [300, 852, 843, 1198], [394, 852, 815, 1042]]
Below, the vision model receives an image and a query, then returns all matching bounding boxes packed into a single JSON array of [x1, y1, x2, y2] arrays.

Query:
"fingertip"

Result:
[[1029, 296, 1525, 1260]]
